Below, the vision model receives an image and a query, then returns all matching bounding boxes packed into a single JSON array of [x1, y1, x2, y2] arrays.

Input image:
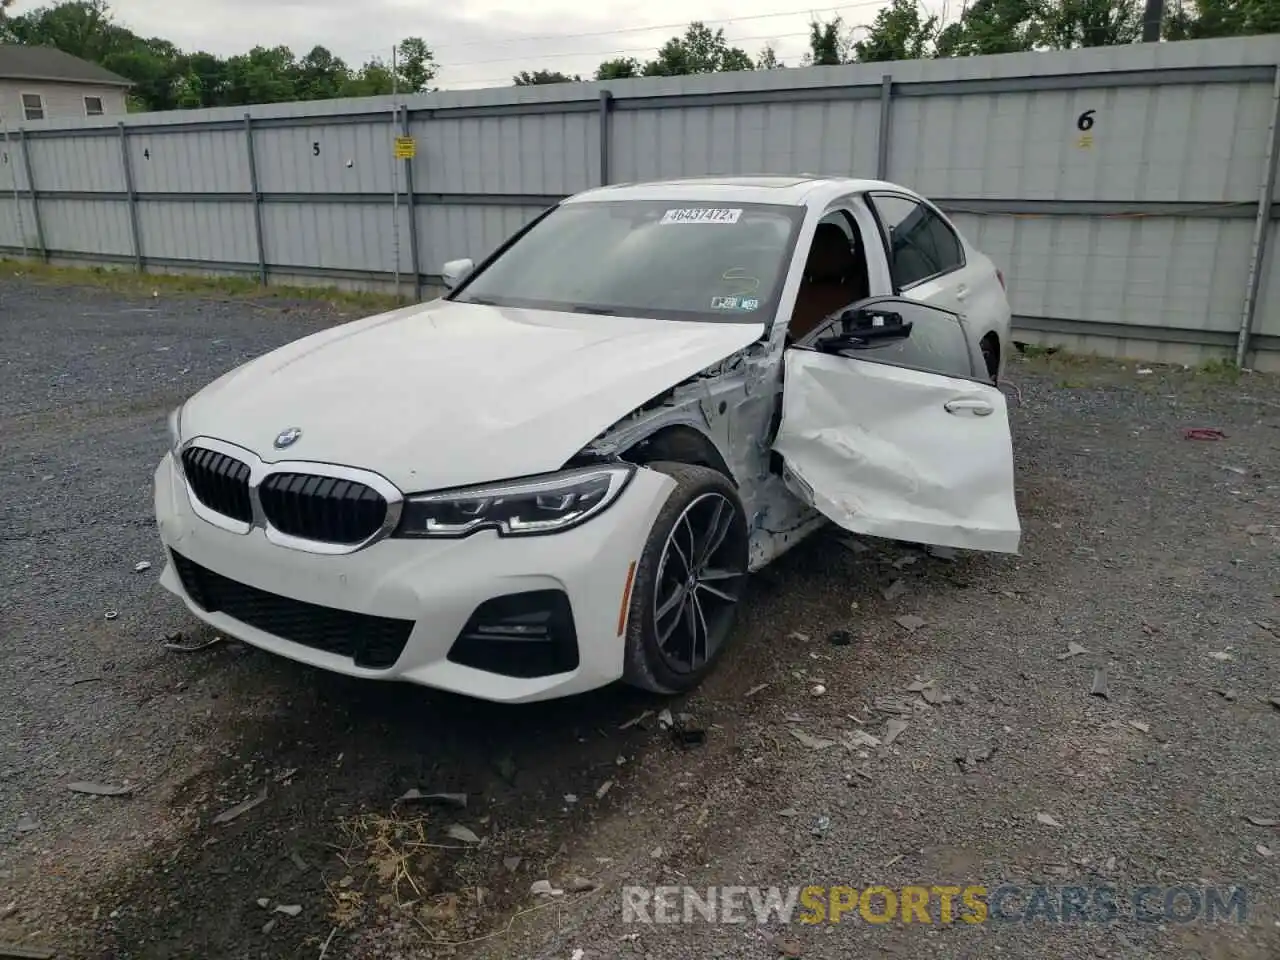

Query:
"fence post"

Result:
[[18, 129, 47, 262], [1236, 64, 1280, 368], [400, 105, 422, 302], [244, 113, 267, 286], [598, 90, 613, 186], [118, 122, 143, 272], [876, 74, 893, 180]]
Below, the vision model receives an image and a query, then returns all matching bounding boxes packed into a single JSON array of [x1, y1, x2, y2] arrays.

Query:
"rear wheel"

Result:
[[623, 462, 749, 694]]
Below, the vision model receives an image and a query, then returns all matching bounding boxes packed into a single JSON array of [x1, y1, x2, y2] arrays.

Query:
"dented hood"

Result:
[[181, 299, 763, 492]]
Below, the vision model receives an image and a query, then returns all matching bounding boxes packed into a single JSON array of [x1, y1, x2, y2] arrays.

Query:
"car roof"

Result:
[[564, 175, 907, 208]]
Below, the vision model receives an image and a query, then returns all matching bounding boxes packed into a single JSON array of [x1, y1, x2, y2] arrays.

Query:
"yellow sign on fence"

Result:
[[394, 136, 416, 159]]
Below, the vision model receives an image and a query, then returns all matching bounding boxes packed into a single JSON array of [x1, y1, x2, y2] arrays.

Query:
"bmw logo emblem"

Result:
[[274, 426, 303, 449]]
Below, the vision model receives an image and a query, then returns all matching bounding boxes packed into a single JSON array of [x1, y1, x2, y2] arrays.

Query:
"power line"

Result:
[[425, 1, 884, 52], [439, 28, 819, 70]]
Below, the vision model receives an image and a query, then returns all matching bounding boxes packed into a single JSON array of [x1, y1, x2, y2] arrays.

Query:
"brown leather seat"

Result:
[[789, 223, 869, 340]]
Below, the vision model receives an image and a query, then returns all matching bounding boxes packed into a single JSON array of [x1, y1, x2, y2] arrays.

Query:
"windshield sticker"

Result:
[[741, 298, 760, 310], [661, 208, 743, 225], [710, 296, 740, 310]]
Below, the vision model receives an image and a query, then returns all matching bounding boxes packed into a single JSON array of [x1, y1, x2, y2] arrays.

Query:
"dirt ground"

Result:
[[1, 274, 1278, 960]]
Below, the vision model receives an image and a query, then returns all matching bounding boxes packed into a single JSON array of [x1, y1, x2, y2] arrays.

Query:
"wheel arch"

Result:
[[621, 424, 737, 486]]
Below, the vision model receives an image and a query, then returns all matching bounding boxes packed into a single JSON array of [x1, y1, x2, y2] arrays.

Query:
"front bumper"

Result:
[[154, 453, 675, 703]]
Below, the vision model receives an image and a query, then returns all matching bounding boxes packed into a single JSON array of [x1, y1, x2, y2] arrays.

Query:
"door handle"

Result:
[[944, 398, 993, 416]]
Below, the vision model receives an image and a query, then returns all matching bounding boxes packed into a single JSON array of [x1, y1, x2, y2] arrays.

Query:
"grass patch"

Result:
[[1193, 356, 1242, 384], [0, 258, 408, 314]]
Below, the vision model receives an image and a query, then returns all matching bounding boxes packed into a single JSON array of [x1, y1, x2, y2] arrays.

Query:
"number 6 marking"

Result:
[[1076, 109, 1096, 131]]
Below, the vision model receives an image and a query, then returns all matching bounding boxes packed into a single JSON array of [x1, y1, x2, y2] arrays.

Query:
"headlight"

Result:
[[395, 464, 635, 538]]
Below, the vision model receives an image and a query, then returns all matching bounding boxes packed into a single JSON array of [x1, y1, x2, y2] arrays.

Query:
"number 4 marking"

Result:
[[143, 148, 150, 160]]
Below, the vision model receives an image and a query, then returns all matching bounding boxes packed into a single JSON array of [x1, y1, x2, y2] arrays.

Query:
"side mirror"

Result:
[[815, 306, 913, 354], [441, 258, 474, 290]]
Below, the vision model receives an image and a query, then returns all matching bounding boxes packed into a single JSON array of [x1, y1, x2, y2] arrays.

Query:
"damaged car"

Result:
[[155, 175, 1020, 703]]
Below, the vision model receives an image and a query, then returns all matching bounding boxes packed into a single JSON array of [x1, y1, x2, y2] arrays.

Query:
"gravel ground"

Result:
[[1, 274, 1278, 959]]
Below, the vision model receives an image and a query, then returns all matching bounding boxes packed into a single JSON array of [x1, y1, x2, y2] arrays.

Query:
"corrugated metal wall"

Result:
[[2, 34, 1279, 368]]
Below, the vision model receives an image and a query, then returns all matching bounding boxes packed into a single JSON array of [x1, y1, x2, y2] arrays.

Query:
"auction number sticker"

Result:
[[661, 208, 742, 224]]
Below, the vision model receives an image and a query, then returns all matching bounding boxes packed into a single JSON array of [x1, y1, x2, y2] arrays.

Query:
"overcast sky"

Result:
[[13, 0, 900, 89]]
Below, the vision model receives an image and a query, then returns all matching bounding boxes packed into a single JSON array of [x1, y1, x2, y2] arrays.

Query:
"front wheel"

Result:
[[623, 461, 750, 694]]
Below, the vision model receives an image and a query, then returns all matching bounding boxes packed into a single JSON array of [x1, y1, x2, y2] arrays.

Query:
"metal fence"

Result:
[[3, 35, 1280, 369]]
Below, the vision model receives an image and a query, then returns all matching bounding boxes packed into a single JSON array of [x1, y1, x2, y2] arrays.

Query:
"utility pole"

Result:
[[1142, 0, 1163, 41], [390, 43, 401, 296]]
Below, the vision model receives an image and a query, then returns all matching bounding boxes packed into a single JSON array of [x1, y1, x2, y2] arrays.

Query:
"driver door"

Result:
[[772, 296, 1020, 553]]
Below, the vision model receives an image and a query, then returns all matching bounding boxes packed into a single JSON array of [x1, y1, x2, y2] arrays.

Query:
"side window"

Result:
[[21, 93, 44, 121], [824, 299, 975, 380], [84, 96, 104, 116], [869, 194, 963, 290]]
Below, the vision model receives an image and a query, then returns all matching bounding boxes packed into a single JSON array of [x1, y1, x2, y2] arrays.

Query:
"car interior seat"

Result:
[[788, 222, 870, 341]]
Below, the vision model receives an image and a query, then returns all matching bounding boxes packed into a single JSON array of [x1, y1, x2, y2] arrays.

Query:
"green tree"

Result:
[[642, 21, 754, 75], [338, 57, 395, 97], [295, 45, 348, 100], [806, 15, 851, 64], [936, 0, 1043, 55], [756, 44, 785, 69], [595, 57, 640, 79], [1039, 0, 1141, 46], [854, 0, 939, 61], [223, 45, 298, 105], [513, 69, 581, 85], [395, 37, 435, 92]]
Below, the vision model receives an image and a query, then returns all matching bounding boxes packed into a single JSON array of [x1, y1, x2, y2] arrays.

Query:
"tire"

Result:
[[622, 461, 750, 694]]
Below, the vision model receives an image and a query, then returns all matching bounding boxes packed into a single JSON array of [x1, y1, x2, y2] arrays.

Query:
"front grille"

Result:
[[449, 591, 579, 678], [171, 550, 413, 669], [181, 446, 253, 524], [259, 473, 388, 545]]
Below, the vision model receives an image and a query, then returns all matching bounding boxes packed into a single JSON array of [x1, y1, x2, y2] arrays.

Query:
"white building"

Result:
[[0, 43, 130, 124]]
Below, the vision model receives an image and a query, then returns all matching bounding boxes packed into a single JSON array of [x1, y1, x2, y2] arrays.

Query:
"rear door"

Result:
[[772, 296, 1020, 553]]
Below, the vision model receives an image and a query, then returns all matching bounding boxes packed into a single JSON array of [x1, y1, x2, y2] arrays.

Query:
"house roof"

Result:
[[0, 44, 132, 87]]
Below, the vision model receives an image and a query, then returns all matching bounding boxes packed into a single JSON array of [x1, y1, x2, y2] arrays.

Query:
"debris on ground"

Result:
[[872, 695, 917, 715], [810, 684, 826, 697], [892, 554, 921, 570], [446, 824, 481, 844], [844, 730, 881, 749], [103, 610, 118, 621], [570, 949, 585, 960], [530, 880, 563, 897], [618, 710, 653, 731], [927, 545, 958, 561], [788, 729, 837, 751], [827, 630, 852, 647], [1184, 428, 1227, 441], [0, 944, 56, 959], [1245, 815, 1279, 827], [1056, 641, 1089, 660], [882, 718, 909, 747], [768, 933, 803, 957], [211, 787, 267, 825], [1090, 668, 1110, 699], [881, 580, 907, 601], [789, 631, 812, 642], [261, 918, 278, 935], [67, 781, 134, 797], [1128, 720, 1151, 734], [398, 789, 467, 808], [894, 614, 926, 633], [595, 780, 613, 800], [1035, 812, 1064, 828], [956, 744, 997, 774], [133, 560, 152, 573], [779, 808, 799, 818], [811, 815, 831, 838], [657, 709, 674, 730], [567, 876, 597, 893], [1208, 651, 1235, 662], [650, 846, 663, 859], [835, 535, 870, 554], [14, 814, 38, 834], [1258, 845, 1273, 858], [273, 904, 302, 917], [161, 632, 222, 652], [745, 682, 770, 697], [256, 898, 270, 909]]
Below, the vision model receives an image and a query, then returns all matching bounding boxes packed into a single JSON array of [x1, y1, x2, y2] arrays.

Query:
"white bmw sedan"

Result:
[[155, 176, 1020, 703]]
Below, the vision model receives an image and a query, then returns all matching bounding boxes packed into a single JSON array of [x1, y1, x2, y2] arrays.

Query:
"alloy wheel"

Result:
[[652, 491, 747, 675]]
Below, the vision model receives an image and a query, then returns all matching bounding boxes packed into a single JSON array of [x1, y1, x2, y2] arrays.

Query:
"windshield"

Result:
[[451, 199, 804, 323]]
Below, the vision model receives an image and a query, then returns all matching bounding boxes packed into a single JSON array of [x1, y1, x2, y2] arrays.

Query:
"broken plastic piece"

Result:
[[212, 787, 267, 825]]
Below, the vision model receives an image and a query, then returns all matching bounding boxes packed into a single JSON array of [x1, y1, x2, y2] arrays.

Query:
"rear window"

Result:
[[452, 200, 805, 323]]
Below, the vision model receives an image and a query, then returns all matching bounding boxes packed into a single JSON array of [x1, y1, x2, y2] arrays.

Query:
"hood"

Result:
[[181, 299, 764, 492]]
